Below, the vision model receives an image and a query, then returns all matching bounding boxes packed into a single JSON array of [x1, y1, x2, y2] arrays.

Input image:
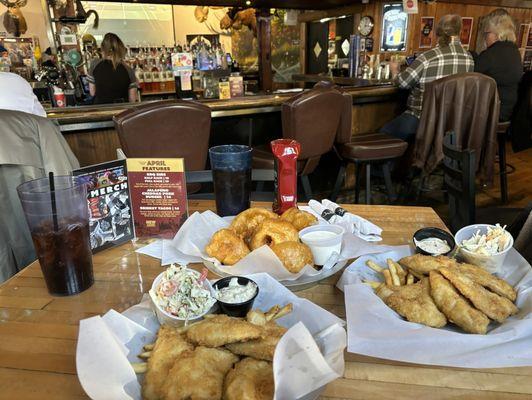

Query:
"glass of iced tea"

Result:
[[209, 145, 252, 217], [17, 176, 94, 296]]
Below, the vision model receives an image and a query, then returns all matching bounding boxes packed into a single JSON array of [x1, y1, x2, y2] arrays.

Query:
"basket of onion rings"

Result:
[[205, 207, 320, 274]]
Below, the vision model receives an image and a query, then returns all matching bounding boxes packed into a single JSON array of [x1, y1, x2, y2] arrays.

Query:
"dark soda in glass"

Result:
[[212, 169, 251, 217], [209, 145, 252, 217], [17, 176, 94, 296], [31, 220, 94, 296]]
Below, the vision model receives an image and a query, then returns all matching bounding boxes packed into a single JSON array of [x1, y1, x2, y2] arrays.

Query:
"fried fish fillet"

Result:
[[429, 271, 490, 334], [226, 322, 286, 361], [398, 254, 456, 276], [439, 267, 518, 322], [449, 263, 517, 302], [186, 314, 263, 347], [163, 346, 239, 400], [143, 326, 194, 400], [223, 357, 274, 400], [375, 279, 447, 328]]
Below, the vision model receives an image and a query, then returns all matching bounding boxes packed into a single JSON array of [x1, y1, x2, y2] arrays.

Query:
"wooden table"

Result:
[[1, 201, 530, 399]]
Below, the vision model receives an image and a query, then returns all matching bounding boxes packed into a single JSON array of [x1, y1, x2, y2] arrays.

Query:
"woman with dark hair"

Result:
[[87, 33, 137, 104], [475, 9, 523, 122]]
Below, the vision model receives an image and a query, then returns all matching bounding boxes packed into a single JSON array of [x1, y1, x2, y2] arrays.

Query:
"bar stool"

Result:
[[252, 82, 352, 200], [331, 133, 408, 204], [496, 121, 512, 204]]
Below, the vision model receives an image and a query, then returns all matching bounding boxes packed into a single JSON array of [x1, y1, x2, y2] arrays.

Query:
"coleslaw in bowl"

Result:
[[149, 264, 217, 326]]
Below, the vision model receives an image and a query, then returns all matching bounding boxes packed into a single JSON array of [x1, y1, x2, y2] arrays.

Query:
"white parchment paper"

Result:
[[76, 273, 347, 400], [337, 246, 532, 368], [136, 211, 395, 282]]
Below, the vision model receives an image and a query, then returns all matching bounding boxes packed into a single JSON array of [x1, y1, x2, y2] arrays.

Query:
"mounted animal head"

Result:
[[220, 8, 257, 36], [1, 0, 27, 37]]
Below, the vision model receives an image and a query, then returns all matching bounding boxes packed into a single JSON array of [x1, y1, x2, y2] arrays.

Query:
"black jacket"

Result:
[[475, 41, 523, 122]]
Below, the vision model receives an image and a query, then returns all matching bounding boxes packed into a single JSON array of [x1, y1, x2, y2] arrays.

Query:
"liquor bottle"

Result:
[[220, 44, 228, 70], [143, 63, 153, 92], [151, 60, 161, 92], [215, 42, 223, 69], [135, 63, 145, 91]]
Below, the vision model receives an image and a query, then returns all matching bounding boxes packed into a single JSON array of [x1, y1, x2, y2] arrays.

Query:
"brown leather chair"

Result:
[[113, 100, 211, 192], [412, 73, 500, 183], [252, 81, 352, 199]]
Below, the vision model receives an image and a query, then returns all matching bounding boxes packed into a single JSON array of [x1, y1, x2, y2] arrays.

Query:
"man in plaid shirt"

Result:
[[381, 14, 474, 142]]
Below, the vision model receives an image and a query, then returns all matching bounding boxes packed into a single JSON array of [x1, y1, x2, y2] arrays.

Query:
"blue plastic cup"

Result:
[[209, 145, 252, 217]]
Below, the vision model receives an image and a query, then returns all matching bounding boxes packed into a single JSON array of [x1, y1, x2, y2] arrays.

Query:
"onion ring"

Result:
[[280, 207, 318, 231], [249, 219, 299, 250]]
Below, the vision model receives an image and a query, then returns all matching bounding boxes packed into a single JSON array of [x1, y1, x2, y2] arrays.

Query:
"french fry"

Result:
[[387, 259, 406, 285], [264, 305, 281, 321], [394, 261, 406, 275], [138, 351, 152, 360], [143, 343, 154, 351], [382, 269, 393, 286], [271, 303, 293, 321], [366, 260, 384, 273], [363, 280, 382, 289], [131, 362, 147, 374], [406, 273, 414, 285], [388, 264, 401, 286]]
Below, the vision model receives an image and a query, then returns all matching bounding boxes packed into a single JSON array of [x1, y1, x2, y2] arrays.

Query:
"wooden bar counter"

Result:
[[1, 201, 531, 399], [46, 84, 406, 167]]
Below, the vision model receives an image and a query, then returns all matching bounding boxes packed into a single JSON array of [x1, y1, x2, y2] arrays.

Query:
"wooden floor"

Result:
[[476, 144, 532, 209]]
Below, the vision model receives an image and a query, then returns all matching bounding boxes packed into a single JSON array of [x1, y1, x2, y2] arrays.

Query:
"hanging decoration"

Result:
[[1, 0, 28, 37]]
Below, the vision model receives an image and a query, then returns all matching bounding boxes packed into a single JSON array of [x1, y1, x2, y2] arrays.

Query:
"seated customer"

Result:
[[0, 71, 47, 117], [475, 10, 522, 122], [87, 33, 137, 104], [382, 14, 474, 142]]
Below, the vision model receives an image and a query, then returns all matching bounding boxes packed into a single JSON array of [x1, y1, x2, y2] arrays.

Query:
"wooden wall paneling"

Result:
[[350, 101, 405, 137], [299, 22, 307, 74], [355, 1, 532, 56], [64, 129, 121, 167], [257, 9, 273, 92]]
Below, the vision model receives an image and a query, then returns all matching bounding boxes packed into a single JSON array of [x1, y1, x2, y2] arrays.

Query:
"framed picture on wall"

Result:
[[517, 24, 530, 49], [460, 17, 474, 49], [523, 49, 532, 71], [527, 24, 532, 48], [380, 3, 409, 52], [419, 16, 435, 48]]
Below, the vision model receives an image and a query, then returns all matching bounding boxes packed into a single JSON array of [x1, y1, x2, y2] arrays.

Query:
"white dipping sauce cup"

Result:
[[454, 224, 514, 274], [299, 225, 345, 266]]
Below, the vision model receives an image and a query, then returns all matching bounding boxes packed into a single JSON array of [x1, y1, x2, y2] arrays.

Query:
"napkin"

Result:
[[308, 199, 382, 241]]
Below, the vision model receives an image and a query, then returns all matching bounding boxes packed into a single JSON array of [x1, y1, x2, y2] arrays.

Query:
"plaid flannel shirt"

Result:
[[395, 38, 474, 118]]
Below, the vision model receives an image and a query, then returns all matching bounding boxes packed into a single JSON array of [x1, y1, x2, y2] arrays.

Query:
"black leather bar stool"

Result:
[[496, 121, 511, 204], [331, 133, 408, 204]]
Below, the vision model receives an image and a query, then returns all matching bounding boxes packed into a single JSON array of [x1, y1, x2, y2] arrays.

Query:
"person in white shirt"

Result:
[[0, 72, 47, 118]]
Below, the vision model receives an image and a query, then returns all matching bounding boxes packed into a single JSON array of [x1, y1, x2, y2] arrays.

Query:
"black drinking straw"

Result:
[[49, 172, 59, 232]]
